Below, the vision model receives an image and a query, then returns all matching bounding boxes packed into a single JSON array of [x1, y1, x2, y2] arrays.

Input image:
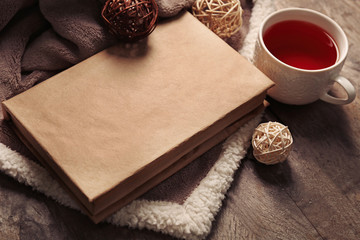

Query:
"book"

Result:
[[2, 12, 273, 223]]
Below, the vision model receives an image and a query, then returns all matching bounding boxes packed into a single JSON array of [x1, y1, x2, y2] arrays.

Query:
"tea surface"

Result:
[[263, 20, 338, 70]]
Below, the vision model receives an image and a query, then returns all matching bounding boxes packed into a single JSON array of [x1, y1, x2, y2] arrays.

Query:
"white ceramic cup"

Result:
[[253, 8, 356, 105]]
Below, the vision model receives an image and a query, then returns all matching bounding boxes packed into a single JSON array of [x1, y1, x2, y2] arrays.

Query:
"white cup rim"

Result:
[[258, 7, 349, 73]]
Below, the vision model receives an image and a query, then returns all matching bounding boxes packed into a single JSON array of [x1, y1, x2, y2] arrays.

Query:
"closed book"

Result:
[[2, 12, 273, 223]]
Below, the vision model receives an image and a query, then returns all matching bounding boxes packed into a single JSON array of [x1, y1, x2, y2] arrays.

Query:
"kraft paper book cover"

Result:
[[2, 12, 273, 223]]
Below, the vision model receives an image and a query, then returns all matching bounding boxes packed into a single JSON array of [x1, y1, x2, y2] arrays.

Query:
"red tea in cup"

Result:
[[254, 8, 355, 105], [263, 20, 338, 70]]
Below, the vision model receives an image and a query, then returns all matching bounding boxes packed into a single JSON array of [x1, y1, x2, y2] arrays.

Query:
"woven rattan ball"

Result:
[[101, 0, 158, 41], [252, 122, 293, 165], [192, 0, 243, 39]]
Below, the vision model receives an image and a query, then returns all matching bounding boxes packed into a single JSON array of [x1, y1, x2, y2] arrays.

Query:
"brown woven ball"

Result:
[[101, 0, 158, 41], [192, 0, 243, 39]]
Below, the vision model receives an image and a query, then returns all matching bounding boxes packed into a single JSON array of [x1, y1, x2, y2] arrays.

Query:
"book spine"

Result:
[[1, 102, 12, 120]]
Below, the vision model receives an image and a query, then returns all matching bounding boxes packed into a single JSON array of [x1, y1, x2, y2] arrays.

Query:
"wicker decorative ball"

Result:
[[192, 0, 243, 39], [101, 0, 158, 41], [252, 122, 293, 165]]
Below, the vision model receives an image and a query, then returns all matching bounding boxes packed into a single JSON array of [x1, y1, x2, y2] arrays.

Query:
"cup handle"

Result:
[[320, 76, 356, 105]]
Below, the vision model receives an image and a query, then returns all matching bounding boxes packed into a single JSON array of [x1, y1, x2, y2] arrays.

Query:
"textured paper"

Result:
[[2, 12, 273, 222]]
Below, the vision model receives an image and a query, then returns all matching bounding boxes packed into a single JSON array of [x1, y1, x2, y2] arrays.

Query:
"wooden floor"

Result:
[[1, 0, 360, 239]]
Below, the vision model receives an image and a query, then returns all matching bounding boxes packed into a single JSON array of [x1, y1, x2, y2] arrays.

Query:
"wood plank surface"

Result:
[[209, 1, 360, 239], [207, 157, 323, 240], [1, 0, 360, 240], [210, 0, 360, 239], [265, 1, 360, 239]]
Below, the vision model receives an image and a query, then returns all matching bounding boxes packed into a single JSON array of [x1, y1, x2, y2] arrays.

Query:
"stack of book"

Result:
[[2, 12, 273, 223]]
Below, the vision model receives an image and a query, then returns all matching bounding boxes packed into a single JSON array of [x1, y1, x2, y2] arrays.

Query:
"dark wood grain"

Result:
[[266, 101, 360, 240], [212, 0, 360, 239], [208, 158, 323, 240], [1, 0, 360, 239], [265, 1, 360, 239]]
